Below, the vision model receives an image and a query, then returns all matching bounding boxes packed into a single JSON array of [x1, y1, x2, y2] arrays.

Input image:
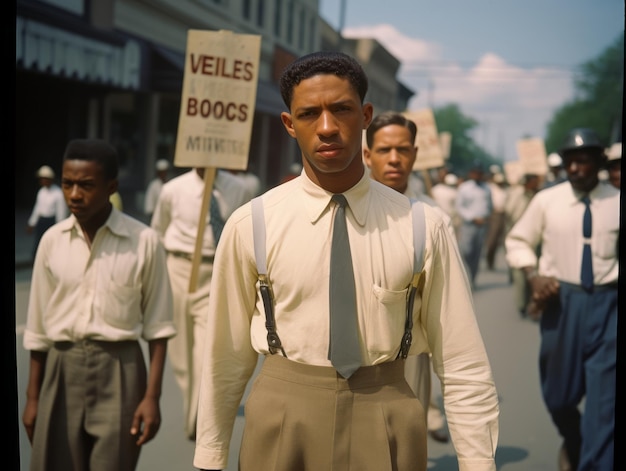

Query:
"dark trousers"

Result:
[[539, 282, 617, 470], [458, 221, 488, 285]]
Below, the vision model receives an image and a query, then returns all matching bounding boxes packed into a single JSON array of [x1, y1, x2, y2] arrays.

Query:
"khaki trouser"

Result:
[[239, 355, 427, 471], [166, 253, 213, 439], [405, 353, 446, 430]]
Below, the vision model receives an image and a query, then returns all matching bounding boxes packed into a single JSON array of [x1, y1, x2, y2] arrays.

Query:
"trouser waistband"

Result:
[[168, 250, 214, 264], [261, 355, 405, 390]]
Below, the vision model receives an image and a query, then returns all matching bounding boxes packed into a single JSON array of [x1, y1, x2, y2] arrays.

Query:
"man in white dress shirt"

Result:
[[144, 158, 170, 221], [193, 51, 498, 471], [456, 161, 492, 288], [151, 167, 251, 440], [363, 110, 460, 444], [431, 172, 460, 234], [22, 139, 176, 470], [505, 128, 619, 470]]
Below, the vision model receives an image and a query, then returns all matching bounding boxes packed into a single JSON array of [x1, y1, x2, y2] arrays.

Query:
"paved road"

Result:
[[14, 251, 566, 470]]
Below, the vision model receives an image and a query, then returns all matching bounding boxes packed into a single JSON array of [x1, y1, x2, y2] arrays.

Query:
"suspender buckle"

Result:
[[259, 276, 287, 357]]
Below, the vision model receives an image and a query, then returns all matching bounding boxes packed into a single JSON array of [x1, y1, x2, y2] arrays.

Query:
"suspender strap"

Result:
[[251, 197, 286, 356], [252, 197, 426, 360], [398, 200, 426, 359]]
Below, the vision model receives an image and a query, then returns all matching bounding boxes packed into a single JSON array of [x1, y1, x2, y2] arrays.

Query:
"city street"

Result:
[[14, 250, 565, 470]]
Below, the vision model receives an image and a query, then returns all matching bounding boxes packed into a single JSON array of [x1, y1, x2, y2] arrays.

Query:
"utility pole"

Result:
[[337, 0, 347, 52]]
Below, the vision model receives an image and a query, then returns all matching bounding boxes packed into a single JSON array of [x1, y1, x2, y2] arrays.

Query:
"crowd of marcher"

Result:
[[20, 50, 619, 471]]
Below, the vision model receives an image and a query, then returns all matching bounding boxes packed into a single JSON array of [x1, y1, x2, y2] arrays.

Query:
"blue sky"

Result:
[[319, 0, 624, 161]]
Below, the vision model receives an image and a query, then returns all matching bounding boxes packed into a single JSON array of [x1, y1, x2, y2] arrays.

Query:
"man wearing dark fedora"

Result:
[[506, 128, 619, 470]]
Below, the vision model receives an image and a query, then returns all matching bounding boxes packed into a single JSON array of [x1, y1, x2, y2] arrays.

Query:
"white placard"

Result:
[[174, 30, 261, 169], [403, 109, 445, 170]]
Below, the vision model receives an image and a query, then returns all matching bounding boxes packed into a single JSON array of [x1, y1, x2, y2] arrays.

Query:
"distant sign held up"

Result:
[[174, 30, 261, 169], [504, 160, 525, 185], [516, 137, 548, 176], [403, 109, 445, 170]]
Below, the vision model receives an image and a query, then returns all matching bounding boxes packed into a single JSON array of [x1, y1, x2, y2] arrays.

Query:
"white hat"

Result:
[[156, 159, 170, 171], [547, 153, 562, 167], [36, 165, 55, 179], [489, 164, 500, 174], [444, 173, 458, 186], [607, 142, 621, 161]]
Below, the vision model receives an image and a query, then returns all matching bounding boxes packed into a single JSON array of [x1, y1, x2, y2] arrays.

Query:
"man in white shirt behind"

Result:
[[151, 167, 252, 441], [26, 165, 68, 259]]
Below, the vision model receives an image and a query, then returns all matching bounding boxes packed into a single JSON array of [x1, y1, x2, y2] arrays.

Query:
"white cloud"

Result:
[[343, 24, 575, 160], [343, 24, 441, 62]]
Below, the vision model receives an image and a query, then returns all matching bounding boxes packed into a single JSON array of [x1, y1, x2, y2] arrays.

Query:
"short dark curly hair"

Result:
[[63, 139, 119, 180], [279, 51, 368, 110], [366, 111, 417, 149]]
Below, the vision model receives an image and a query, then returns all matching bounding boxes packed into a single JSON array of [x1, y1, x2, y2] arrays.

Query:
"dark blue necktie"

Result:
[[580, 196, 593, 291], [328, 194, 361, 378], [210, 192, 225, 245]]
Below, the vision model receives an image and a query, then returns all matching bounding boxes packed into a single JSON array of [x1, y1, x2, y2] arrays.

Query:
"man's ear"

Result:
[[362, 102, 374, 129], [408, 146, 418, 168], [363, 147, 372, 167], [108, 179, 119, 196], [281, 112, 297, 139]]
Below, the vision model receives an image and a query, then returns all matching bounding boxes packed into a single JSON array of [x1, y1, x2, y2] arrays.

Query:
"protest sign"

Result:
[[173, 30, 261, 292], [174, 30, 261, 170], [403, 109, 445, 171], [516, 137, 548, 176]]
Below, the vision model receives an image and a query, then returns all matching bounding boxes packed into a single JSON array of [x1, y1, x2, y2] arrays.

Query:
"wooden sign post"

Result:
[[174, 30, 261, 292]]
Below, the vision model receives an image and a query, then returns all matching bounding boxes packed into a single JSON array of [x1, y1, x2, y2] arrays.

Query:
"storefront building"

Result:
[[16, 0, 413, 216]]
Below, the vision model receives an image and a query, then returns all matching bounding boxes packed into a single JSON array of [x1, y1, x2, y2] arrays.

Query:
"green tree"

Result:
[[545, 32, 623, 152], [433, 104, 495, 174]]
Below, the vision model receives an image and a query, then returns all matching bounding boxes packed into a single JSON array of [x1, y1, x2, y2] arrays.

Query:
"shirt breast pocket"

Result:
[[365, 284, 408, 355], [103, 280, 142, 329]]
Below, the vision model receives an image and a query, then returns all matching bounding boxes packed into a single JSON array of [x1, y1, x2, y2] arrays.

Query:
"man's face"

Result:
[[61, 159, 116, 225], [280, 74, 372, 188], [562, 149, 603, 192], [363, 124, 417, 193], [39, 177, 53, 188]]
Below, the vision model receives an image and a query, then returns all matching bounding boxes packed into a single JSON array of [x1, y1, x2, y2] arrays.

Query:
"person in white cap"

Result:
[[543, 152, 567, 189], [431, 171, 460, 236], [144, 159, 171, 221], [26, 165, 68, 260], [605, 142, 621, 189]]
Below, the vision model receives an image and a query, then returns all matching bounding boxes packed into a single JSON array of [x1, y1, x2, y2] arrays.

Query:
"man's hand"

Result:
[[130, 396, 161, 446], [528, 274, 560, 305], [22, 396, 39, 444]]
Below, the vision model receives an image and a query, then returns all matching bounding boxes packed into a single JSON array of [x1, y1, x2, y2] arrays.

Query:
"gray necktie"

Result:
[[328, 194, 361, 378]]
